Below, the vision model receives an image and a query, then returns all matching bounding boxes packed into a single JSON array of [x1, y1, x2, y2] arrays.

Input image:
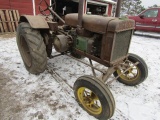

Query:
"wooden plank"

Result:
[[5, 10, 13, 32], [12, 10, 17, 20], [9, 11, 15, 32], [16, 10, 20, 20], [0, 10, 8, 32], [12, 10, 18, 27], [0, 9, 20, 33], [0, 21, 4, 33]]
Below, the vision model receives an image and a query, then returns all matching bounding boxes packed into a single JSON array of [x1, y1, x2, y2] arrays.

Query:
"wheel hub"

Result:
[[77, 87, 102, 115], [118, 61, 140, 81]]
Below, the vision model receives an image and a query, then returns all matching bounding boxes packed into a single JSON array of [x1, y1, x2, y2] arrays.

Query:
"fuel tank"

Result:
[[65, 13, 135, 34]]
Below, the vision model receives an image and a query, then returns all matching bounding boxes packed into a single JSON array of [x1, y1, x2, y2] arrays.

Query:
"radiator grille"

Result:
[[111, 30, 132, 61]]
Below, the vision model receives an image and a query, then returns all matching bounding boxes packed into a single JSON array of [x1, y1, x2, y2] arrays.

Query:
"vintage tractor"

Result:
[[16, 0, 148, 119]]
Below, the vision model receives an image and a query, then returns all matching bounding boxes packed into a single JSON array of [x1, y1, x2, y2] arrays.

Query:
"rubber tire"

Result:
[[74, 75, 115, 120], [114, 53, 148, 86], [16, 22, 47, 74]]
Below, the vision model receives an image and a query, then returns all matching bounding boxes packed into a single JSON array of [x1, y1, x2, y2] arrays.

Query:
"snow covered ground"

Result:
[[0, 33, 160, 120]]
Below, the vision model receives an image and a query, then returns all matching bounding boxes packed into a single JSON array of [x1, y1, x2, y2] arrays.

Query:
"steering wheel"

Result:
[[39, 0, 56, 16]]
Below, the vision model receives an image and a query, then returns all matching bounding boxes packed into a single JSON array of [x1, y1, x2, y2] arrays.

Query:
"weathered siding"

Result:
[[108, 4, 112, 16], [10, 0, 33, 15], [0, 0, 50, 15], [0, 0, 11, 9]]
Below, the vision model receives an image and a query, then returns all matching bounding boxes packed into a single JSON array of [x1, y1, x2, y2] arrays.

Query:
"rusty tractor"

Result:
[[16, 0, 148, 119]]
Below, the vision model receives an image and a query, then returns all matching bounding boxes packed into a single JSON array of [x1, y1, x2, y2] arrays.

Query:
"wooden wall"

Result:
[[0, 0, 50, 15], [0, 0, 50, 33]]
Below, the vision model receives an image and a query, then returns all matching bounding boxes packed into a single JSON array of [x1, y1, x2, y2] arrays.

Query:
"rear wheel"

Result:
[[74, 75, 115, 120], [114, 53, 148, 86], [16, 22, 47, 74]]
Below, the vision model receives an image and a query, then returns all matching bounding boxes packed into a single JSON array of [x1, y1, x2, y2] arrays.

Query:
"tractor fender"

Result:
[[19, 15, 49, 29]]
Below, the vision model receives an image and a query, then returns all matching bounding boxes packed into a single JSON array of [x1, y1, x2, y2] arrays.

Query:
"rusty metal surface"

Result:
[[100, 30, 132, 64], [102, 67, 116, 82], [89, 59, 96, 77], [53, 35, 70, 53], [76, 28, 93, 37], [107, 19, 135, 32], [110, 30, 132, 61], [82, 15, 115, 34], [65, 13, 115, 34], [65, 14, 78, 28], [65, 13, 135, 34], [48, 7, 65, 24], [47, 22, 58, 32], [100, 32, 113, 62], [77, 0, 85, 28], [19, 15, 49, 29], [115, 0, 122, 17], [107, 61, 139, 85], [75, 48, 111, 67]]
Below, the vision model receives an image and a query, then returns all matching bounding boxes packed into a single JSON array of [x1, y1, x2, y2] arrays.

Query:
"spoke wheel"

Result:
[[74, 75, 115, 120], [77, 87, 102, 115], [114, 53, 148, 86], [117, 61, 140, 81]]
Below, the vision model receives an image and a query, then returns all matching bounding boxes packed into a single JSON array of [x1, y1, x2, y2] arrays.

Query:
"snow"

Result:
[[0, 34, 160, 120]]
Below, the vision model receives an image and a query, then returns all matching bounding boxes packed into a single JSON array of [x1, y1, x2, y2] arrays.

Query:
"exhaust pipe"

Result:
[[78, 0, 85, 28], [115, 0, 122, 17]]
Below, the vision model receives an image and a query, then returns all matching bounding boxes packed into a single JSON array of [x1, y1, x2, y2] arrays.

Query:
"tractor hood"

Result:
[[65, 14, 135, 34]]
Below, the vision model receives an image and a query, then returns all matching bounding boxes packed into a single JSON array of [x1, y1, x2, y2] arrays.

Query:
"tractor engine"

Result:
[[53, 13, 135, 66]]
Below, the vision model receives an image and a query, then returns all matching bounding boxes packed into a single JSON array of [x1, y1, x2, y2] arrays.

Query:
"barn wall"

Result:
[[108, 4, 112, 16], [0, 0, 113, 16], [10, 0, 33, 15], [0, 0, 50, 15], [0, 0, 11, 9]]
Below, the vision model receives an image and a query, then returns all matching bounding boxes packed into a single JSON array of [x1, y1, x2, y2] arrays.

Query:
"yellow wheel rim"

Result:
[[117, 62, 140, 81], [77, 87, 102, 115]]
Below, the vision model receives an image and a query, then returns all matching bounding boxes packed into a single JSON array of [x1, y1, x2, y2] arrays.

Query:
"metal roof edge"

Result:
[[72, 0, 117, 4]]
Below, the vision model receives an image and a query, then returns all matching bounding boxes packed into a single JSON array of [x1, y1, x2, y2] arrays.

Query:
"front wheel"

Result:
[[73, 75, 115, 120], [114, 53, 148, 86]]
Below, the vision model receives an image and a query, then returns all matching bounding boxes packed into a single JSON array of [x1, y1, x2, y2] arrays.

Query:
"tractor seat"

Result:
[[65, 13, 115, 34]]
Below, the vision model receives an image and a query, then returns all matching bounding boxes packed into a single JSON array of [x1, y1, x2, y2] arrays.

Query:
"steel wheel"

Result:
[[77, 87, 102, 115], [116, 60, 140, 81], [114, 53, 148, 86], [74, 75, 115, 120]]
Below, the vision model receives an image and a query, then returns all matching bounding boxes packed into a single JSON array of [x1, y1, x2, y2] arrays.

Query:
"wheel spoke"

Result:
[[84, 90, 90, 96], [93, 103, 101, 109], [127, 74, 132, 79], [86, 97, 100, 109], [131, 71, 137, 77]]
